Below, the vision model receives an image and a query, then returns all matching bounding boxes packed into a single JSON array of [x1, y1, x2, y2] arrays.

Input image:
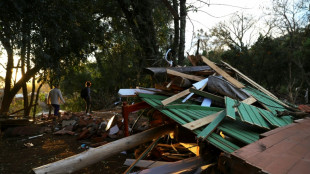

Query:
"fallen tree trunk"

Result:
[[33, 124, 175, 174]]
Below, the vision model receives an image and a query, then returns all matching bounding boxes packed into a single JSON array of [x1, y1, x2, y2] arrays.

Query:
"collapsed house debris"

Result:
[[31, 56, 310, 173]]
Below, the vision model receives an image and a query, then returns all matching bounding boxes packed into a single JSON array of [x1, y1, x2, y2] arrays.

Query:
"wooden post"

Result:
[[32, 124, 174, 174]]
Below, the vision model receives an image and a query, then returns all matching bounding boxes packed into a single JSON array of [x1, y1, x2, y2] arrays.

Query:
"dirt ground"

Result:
[[0, 108, 144, 174]]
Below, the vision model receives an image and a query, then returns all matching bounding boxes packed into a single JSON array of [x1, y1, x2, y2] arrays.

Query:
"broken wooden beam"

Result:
[[123, 159, 171, 168], [144, 66, 212, 76], [124, 136, 162, 174], [189, 88, 224, 103], [182, 111, 222, 130], [32, 124, 175, 174], [167, 69, 205, 81], [138, 156, 203, 174], [201, 56, 245, 88], [242, 96, 257, 105], [221, 60, 291, 109], [161, 88, 191, 106]]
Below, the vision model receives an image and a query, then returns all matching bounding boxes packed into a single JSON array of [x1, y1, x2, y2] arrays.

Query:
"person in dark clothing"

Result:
[[84, 81, 91, 115]]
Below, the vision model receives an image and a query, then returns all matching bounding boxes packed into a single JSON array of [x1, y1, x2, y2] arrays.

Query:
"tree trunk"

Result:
[[33, 82, 43, 123], [1, 43, 14, 117], [178, 0, 186, 65], [172, 0, 179, 66], [33, 124, 175, 174], [25, 76, 36, 117], [117, 0, 159, 62], [0, 66, 41, 116], [21, 35, 29, 117]]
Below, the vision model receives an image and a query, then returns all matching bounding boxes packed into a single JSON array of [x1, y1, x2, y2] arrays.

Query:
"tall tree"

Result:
[[269, 0, 310, 102], [117, 0, 160, 62], [178, 0, 186, 65], [0, 0, 99, 116]]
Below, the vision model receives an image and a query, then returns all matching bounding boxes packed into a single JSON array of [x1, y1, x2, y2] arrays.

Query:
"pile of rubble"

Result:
[[32, 56, 310, 174]]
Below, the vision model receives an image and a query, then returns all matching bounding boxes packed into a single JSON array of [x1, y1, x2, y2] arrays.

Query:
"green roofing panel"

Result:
[[197, 110, 226, 140], [237, 102, 270, 129], [139, 93, 225, 128], [206, 133, 240, 153], [225, 97, 236, 120], [218, 122, 260, 144], [245, 87, 286, 114], [258, 108, 289, 127]]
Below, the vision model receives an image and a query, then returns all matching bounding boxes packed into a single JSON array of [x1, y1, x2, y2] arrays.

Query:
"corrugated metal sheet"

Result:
[[197, 110, 226, 140], [237, 102, 270, 129], [218, 121, 260, 144], [225, 97, 237, 120], [207, 133, 240, 153], [138, 92, 293, 154], [245, 87, 286, 114], [258, 108, 291, 127]]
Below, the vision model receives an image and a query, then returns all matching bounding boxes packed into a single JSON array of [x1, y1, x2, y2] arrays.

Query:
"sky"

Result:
[[0, 0, 271, 79], [185, 0, 271, 53]]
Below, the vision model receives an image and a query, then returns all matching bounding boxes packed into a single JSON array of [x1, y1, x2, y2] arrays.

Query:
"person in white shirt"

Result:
[[48, 84, 65, 119]]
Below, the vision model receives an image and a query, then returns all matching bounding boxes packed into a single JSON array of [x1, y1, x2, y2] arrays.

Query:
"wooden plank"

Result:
[[166, 69, 205, 81], [189, 88, 224, 103], [221, 60, 291, 108], [138, 156, 203, 174], [180, 143, 200, 156], [124, 136, 162, 174], [201, 56, 245, 88], [161, 88, 190, 106], [123, 159, 171, 168], [242, 96, 257, 105], [197, 110, 226, 140], [182, 111, 222, 130]]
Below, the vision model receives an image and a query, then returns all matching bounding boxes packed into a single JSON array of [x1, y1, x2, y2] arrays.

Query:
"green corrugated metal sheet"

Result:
[[225, 97, 270, 129], [139, 93, 223, 127], [225, 97, 236, 120], [138, 92, 293, 154], [245, 87, 286, 114], [237, 102, 270, 129], [197, 110, 226, 140], [218, 122, 260, 144], [206, 133, 240, 153], [258, 108, 291, 127]]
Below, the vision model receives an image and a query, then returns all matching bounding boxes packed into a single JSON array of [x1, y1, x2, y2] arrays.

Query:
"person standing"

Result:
[[48, 84, 65, 119], [83, 81, 91, 115]]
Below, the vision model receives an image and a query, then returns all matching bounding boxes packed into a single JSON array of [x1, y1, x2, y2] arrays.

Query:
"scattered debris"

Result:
[[25, 56, 310, 173], [24, 142, 34, 148]]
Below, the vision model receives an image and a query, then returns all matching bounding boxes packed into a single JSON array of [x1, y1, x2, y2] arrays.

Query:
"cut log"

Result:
[[32, 124, 175, 174]]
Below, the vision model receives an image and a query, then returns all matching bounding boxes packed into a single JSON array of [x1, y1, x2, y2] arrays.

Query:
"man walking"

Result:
[[48, 84, 65, 119]]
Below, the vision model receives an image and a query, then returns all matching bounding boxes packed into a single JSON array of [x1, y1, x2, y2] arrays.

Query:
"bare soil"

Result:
[[0, 108, 141, 174]]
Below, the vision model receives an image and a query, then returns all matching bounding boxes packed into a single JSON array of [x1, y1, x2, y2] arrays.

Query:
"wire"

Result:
[[196, 0, 252, 10]]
